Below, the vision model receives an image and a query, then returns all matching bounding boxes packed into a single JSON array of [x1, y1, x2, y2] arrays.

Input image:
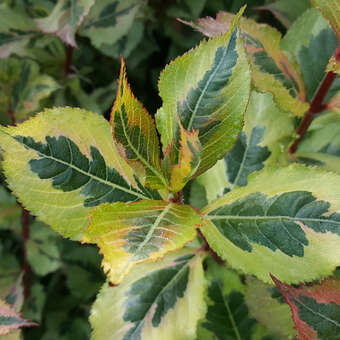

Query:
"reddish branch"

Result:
[[21, 209, 30, 299], [289, 43, 340, 154], [7, 106, 31, 298], [197, 229, 225, 265]]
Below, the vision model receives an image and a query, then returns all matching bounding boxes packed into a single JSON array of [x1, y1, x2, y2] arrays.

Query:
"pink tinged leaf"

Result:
[[271, 275, 340, 340]]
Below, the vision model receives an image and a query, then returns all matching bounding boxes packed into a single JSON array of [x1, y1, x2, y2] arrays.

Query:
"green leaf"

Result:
[[84, 200, 201, 284], [0, 58, 59, 124], [272, 275, 340, 340], [311, 0, 340, 40], [245, 277, 296, 338], [257, 0, 310, 28], [79, 0, 142, 58], [0, 299, 36, 335], [90, 250, 206, 340], [200, 164, 340, 284], [35, 0, 95, 47], [198, 261, 256, 340], [157, 7, 251, 175], [298, 28, 338, 101], [22, 282, 46, 323], [0, 187, 21, 231], [111, 59, 166, 190], [26, 222, 62, 276], [0, 107, 160, 239], [0, 4, 38, 58]]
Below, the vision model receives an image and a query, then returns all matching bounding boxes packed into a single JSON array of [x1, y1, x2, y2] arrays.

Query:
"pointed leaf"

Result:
[[157, 7, 251, 175], [35, 0, 95, 47], [0, 58, 59, 124], [272, 275, 340, 340], [185, 10, 307, 113], [79, 0, 142, 57], [169, 126, 202, 192], [90, 250, 206, 340], [311, 0, 340, 40], [200, 164, 340, 284], [111, 59, 165, 189], [84, 200, 201, 284], [0, 299, 36, 335], [245, 276, 296, 338], [0, 108, 160, 239]]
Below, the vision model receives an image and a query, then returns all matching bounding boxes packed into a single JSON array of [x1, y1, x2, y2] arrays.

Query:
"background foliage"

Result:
[[2, 0, 339, 339]]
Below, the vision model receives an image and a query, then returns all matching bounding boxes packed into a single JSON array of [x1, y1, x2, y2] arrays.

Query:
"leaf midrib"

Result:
[[13, 133, 149, 201], [118, 109, 168, 188], [128, 259, 190, 337]]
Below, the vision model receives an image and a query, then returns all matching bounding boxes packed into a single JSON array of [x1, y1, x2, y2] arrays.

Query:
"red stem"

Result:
[[7, 106, 31, 299], [289, 43, 340, 154], [197, 229, 224, 265], [64, 44, 73, 77], [21, 209, 30, 299]]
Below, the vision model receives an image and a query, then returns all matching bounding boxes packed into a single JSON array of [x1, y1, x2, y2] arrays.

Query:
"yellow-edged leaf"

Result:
[[0, 108, 160, 239], [83, 200, 201, 284], [111, 58, 166, 190]]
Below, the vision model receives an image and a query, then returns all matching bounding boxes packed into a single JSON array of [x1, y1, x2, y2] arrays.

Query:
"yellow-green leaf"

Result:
[[111, 58, 166, 190], [90, 250, 206, 340], [35, 0, 95, 47], [157, 7, 251, 175], [200, 164, 340, 284], [0, 107, 160, 240], [311, 0, 340, 40], [169, 126, 202, 193], [83, 200, 201, 284], [326, 55, 340, 74]]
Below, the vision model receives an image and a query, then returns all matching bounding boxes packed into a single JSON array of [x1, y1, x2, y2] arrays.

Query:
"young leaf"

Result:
[[83, 200, 201, 284], [272, 275, 340, 339], [90, 250, 206, 340], [157, 7, 251, 175], [245, 276, 296, 338], [185, 10, 307, 116], [35, 0, 95, 47], [198, 261, 256, 340], [200, 164, 340, 284], [0, 58, 59, 124], [111, 59, 166, 189], [0, 107, 160, 239], [0, 299, 37, 335], [169, 125, 202, 193], [79, 0, 142, 58]]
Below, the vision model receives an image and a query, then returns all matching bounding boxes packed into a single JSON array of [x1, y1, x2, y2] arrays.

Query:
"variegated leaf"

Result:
[[157, 7, 251, 176], [83, 200, 201, 284], [200, 164, 340, 284], [311, 0, 340, 40], [0, 58, 59, 124], [272, 275, 340, 340], [90, 250, 206, 340], [79, 0, 142, 58], [111, 58, 166, 190], [35, 0, 95, 47], [0, 4, 38, 59], [184, 10, 308, 116], [169, 125, 202, 193], [0, 107, 160, 239]]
